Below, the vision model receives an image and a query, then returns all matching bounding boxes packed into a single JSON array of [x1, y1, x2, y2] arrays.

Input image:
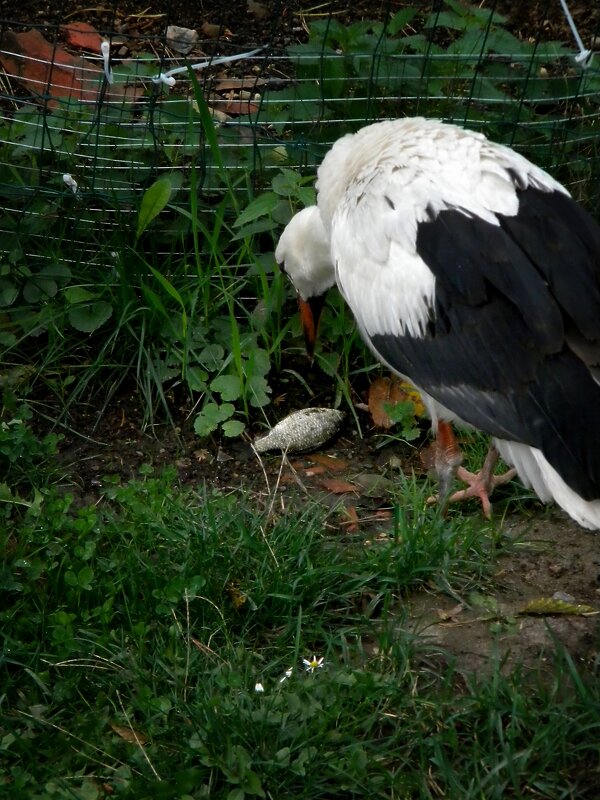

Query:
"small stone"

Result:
[[167, 25, 199, 55]]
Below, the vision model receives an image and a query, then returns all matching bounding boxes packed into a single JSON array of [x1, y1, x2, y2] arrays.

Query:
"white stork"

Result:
[[275, 117, 600, 529]]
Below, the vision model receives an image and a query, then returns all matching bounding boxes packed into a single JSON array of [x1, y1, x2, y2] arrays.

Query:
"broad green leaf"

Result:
[[77, 566, 94, 591], [136, 176, 173, 239], [198, 344, 225, 371], [387, 7, 417, 36], [232, 218, 277, 241], [424, 10, 467, 30], [0, 278, 18, 307], [41, 262, 72, 285], [248, 347, 270, 376], [68, 301, 113, 333], [248, 374, 271, 408], [222, 419, 245, 438], [186, 366, 208, 392], [65, 286, 97, 304], [271, 170, 304, 197], [23, 274, 58, 303], [234, 192, 279, 227], [193, 408, 219, 438], [194, 402, 235, 438], [211, 374, 243, 401]]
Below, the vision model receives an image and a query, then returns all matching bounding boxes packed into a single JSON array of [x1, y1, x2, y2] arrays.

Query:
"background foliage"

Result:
[[0, 0, 599, 432]]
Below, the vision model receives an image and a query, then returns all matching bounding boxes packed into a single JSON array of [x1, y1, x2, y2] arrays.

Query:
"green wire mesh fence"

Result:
[[0, 0, 599, 299]]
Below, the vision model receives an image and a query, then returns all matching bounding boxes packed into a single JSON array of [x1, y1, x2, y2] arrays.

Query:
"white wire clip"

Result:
[[558, 0, 593, 69], [152, 72, 177, 88], [63, 174, 80, 196], [150, 46, 265, 90], [101, 40, 114, 84]]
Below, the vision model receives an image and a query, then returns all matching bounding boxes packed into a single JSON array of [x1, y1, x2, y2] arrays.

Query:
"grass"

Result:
[[2, 5, 600, 795], [2, 461, 600, 799]]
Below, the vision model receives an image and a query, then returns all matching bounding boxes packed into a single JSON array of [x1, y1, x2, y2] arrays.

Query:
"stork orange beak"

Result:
[[297, 293, 326, 360]]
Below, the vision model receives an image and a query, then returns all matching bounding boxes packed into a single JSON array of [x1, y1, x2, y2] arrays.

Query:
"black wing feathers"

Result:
[[501, 187, 600, 340], [369, 186, 600, 498]]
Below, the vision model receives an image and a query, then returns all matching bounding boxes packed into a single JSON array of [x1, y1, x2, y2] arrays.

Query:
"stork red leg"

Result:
[[424, 421, 516, 518]]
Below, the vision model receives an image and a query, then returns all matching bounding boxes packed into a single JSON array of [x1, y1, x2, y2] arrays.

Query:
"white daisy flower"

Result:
[[302, 655, 325, 673]]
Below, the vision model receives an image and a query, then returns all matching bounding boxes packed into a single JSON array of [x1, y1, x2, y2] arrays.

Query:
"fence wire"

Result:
[[0, 0, 599, 268]]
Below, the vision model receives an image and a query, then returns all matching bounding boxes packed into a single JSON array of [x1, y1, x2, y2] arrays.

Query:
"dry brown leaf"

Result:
[[215, 77, 267, 92], [208, 98, 259, 116], [307, 453, 350, 472], [374, 509, 393, 519], [303, 465, 327, 476], [436, 603, 464, 622], [368, 376, 425, 428], [320, 478, 359, 494], [278, 471, 296, 484], [61, 21, 103, 52], [0, 29, 141, 107], [110, 723, 148, 745], [340, 504, 360, 532], [202, 22, 234, 39]]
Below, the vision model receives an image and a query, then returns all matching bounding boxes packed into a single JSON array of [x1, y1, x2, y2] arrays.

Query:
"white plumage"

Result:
[[275, 117, 600, 529]]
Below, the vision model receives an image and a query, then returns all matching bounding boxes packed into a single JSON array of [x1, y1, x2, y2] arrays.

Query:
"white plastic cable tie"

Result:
[[101, 40, 114, 84], [63, 174, 79, 195], [150, 46, 265, 89], [152, 73, 177, 87], [558, 0, 593, 69]]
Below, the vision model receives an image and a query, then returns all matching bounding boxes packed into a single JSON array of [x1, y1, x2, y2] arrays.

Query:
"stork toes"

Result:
[[427, 445, 517, 518], [446, 461, 518, 518]]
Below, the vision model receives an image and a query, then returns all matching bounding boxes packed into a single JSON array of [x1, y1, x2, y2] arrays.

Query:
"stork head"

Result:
[[275, 206, 335, 357]]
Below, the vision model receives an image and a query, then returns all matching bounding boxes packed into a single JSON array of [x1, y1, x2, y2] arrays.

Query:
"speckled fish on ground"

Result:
[[253, 408, 345, 454]]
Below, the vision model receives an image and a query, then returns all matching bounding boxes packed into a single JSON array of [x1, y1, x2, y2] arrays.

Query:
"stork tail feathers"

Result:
[[494, 440, 600, 530]]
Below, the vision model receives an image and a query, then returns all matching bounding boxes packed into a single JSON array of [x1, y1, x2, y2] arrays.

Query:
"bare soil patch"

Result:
[[44, 378, 600, 679]]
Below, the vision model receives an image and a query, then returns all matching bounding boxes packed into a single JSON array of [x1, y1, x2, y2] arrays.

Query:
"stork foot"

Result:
[[423, 422, 516, 518], [444, 456, 517, 519]]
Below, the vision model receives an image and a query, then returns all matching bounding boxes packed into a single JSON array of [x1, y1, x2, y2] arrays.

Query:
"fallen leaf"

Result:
[[340, 504, 360, 532], [303, 465, 327, 476], [208, 98, 259, 116], [214, 77, 267, 92], [519, 598, 598, 616], [320, 478, 359, 494], [373, 509, 393, 519], [368, 376, 425, 428], [436, 603, 464, 622], [307, 453, 350, 472], [110, 724, 148, 745], [353, 472, 395, 498], [0, 29, 141, 107], [202, 22, 234, 39], [61, 21, 103, 52]]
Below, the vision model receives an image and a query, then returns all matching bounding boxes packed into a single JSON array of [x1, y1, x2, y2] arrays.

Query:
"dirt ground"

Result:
[[2, 1, 599, 53], [49, 382, 600, 679], [5, 0, 600, 676]]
